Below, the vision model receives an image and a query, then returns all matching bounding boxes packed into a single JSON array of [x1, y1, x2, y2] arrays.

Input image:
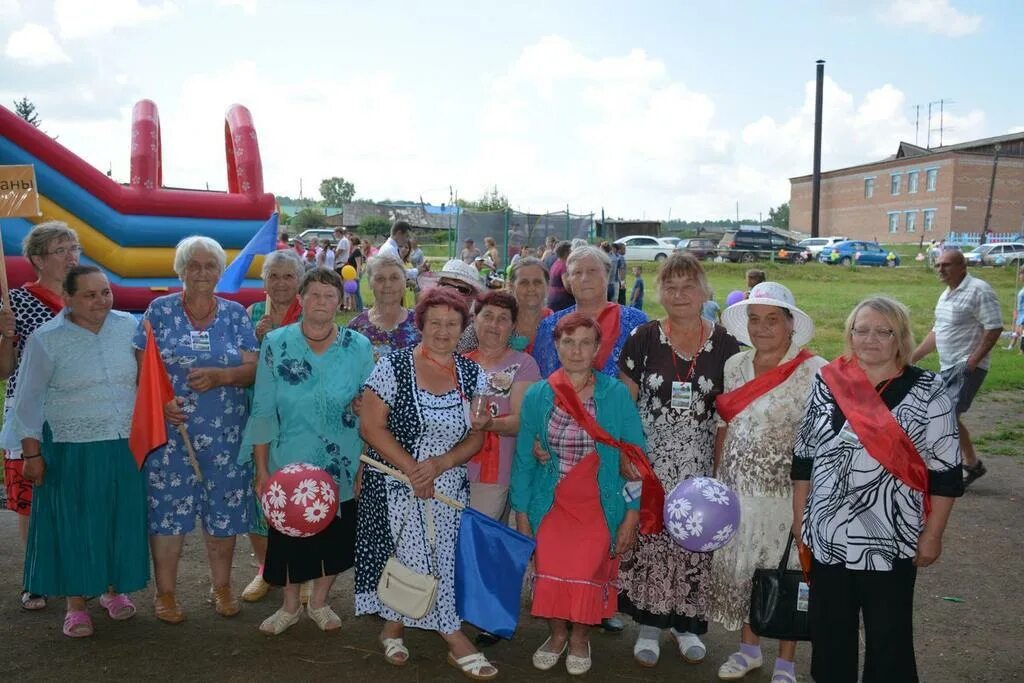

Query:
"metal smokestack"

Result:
[[811, 59, 825, 238]]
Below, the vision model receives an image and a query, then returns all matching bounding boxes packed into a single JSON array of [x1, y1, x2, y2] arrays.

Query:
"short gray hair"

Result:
[[261, 249, 305, 280], [22, 221, 78, 269], [173, 235, 226, 279], [570, 238, 589, 251], [365, 254, 405, 280], [566, 244, 612, 279], [843, 296, 915, 368], [509, 256, 549, 285]]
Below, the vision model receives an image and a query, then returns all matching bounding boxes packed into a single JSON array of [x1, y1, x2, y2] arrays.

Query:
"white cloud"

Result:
[[216, 0, 258, 14], [4, 23, 71, 66], [0, 0, 20, 20], [878, 0, 982, 37], [54, 0, 177, 39], [1009, 126, 1024, 134]]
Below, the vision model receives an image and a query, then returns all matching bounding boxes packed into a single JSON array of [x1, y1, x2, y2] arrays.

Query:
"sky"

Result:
[[1, 0, 1021, 220]]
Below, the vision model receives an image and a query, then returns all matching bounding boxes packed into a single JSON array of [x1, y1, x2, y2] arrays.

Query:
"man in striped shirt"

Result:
[[912, 249, 1003, 487]]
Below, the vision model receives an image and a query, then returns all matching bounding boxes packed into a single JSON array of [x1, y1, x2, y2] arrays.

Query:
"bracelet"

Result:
[[22, 454, 42, 460]]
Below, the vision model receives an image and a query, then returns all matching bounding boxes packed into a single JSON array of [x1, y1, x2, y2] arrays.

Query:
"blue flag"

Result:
[[215, 213, 279, 293]]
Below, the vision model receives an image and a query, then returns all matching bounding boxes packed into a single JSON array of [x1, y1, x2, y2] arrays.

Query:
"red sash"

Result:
[[23, 282, 64, 315], [549, 369, 664, 535], [715, 349, 814, 423], [280, 298, 303, 326], [593, 303, 621, 371], [523, 308, 553, 355], [819, 357, 931, 517], [465, 350, 503, 484]]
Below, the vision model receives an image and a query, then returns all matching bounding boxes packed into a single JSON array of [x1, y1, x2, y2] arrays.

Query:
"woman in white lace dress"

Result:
[[706, 282, 825, 683]]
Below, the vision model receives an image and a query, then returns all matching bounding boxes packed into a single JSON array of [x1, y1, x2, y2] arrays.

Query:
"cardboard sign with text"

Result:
[[0, 165, 41, 218]]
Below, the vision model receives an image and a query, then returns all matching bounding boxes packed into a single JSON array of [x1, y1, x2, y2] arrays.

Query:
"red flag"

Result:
[[129, 320, 174, 469]]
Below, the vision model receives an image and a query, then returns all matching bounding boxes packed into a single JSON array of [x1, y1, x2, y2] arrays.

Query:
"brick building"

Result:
[[790, 133, 1024, 244]]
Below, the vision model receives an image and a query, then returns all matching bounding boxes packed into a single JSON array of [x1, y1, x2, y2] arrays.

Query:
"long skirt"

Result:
[[25, 438, 149, 597], [263, 499, 357, 585], [531, 453, 618, 625]]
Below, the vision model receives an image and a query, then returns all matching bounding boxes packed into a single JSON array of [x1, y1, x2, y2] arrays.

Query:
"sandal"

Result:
[[306, 603, 342, 631], [532, 637, 568, 671], [241, 573, 270, 602], [20, 591, 46, 611], [633, 635, 660, 667], [299, 580, 312, 605], [153, 592, 185, 624], [566, 642, 592, 676], [99, 593, 136, 620], [718, 651, 764, 680], [670, 628, 706, 663], [259, 607, 302, 635], [380, 635, 409, 666], [447, 651, 498, 681], [208, 585, 240, 617], [772, 669, 797, 683], [62, 610, 94, 638]]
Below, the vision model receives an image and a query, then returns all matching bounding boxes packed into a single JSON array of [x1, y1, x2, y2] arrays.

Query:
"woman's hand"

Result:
[[353, 462, 364, 499], [619, 452, 641, 481], [22, 456, 45, 486], [187, 367, 223, 393], [409, 457, 445, 499], [164, 397, 187, 425], [613, 511, 640, 557], [255, 316, 274, 341], [0, 308, 16, 338], [914, 532, 943, 567], [350, 393, 364, 418], [254, 466, 270, 497], [532, 438, 550, 464]]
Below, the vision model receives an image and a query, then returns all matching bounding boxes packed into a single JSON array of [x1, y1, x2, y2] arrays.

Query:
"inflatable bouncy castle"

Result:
[[0, 100, 274, 310]]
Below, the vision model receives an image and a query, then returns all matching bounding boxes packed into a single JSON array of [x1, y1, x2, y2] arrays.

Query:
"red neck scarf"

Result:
[[592, 303, 621, 371], [819, 356, 931, 517], [465, 350, 504, 483], [23, 281, 64, 315], [715, 348, 814, 423], [522, 307, 553, 355], [278, 297, 303, 326], [549, 368, 664, 535]]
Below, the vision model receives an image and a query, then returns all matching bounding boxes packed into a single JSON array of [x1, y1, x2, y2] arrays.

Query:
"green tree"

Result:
[[292, 207, 327, 231], [14, 97, 40, 127], [319, 177, 356, 206], [768, 202, 790, 230], [457, 186, 509, 211], [359, 215, 392, 237]]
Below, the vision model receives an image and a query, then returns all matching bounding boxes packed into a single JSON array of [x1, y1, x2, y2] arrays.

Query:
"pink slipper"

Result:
[[99, 593, 136, 620], [63, 610, 94, 638]]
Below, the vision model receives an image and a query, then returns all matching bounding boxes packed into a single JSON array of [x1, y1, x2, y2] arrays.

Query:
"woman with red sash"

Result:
[[792, 296, 963, 683], [705, 281, 824, 683], [0, 221, 80, 612], [511, 312, 652, 676], [240, 248, 305, 604]]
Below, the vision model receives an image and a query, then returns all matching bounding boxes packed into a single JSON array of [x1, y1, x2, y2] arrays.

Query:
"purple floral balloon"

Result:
[[664, 476, 740, 552]]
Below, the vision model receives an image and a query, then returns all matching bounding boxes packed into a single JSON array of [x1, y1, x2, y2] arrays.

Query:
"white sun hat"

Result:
[[439, 258, 486, 292], [720, 281, 815, 347]]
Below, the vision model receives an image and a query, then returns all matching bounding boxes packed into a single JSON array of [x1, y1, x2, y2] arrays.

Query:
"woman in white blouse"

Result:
[[792, 296, 963, 682], [3, 266, 148, 638]]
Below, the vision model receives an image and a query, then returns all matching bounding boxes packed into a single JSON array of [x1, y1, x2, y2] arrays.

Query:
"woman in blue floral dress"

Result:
[[133, 236, 259, 624]]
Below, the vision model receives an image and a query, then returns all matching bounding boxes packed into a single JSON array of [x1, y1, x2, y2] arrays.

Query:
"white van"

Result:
[[797, 236, 847, 257]]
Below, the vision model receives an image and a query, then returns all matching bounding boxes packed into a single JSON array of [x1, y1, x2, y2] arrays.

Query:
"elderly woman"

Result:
[[134, 235, 259, 624], [507, 256, 552, 353], [0, 221, 80, 611], [792, 296, 963, 682], [545, 240, 574, 312], [617, 252, 740, 666], [239, 248, 305, 603], [347, 255, 421, 360], [534, 244, 648, 378], [3, 266, 147, 637], [243, 268, 375, 634], [356, 287, 496, 680], [512, 313, 648, 676], [705, 282, 825, 683]]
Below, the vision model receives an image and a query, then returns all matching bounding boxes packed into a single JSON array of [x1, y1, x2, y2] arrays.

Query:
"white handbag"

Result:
[[377, 496, 438, 619]]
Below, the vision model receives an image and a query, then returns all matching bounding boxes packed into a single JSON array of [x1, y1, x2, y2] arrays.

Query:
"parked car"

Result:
[[659, 236, 681, 248], [963, 243, 996, 265], [819, 240, 900, 267], [980, 242, 1024, 266], [674, 238, 717, 260], [717, 230, 806, 263], [614, 235, 677, 262], [797, 236, 847, 257], [291, 228, 336, 247]]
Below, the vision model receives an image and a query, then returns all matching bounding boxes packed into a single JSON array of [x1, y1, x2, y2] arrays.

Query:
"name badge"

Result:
[[838, 420, 860, 446], [797, 581, 810, 612], [671, 381, 693, 411], [189, 330, 211, 352]]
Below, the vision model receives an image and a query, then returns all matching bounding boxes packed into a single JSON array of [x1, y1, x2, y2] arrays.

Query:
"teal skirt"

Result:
[[25, 437, 149, 597]]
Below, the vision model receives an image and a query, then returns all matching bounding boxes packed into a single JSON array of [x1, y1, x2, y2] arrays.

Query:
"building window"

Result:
[[888, 212, 900, 233], [907, 170, 919, 193], [905, 211, 917, 233], [890, 173, 902, 195], [864, 177, 875, 198], [926, 168, 938, 191], [923, 209, 936, 231]]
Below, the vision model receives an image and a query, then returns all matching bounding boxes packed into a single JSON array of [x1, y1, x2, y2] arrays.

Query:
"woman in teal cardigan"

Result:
[[511, 312, 647, 676]]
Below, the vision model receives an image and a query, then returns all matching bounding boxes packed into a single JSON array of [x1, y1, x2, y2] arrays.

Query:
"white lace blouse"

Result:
[[1, 310, 138, 446]]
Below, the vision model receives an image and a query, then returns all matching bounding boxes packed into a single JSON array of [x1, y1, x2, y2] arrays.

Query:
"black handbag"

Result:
[[748, 533, 812, 641]]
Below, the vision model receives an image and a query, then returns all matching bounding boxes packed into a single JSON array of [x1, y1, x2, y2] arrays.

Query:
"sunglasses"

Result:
[[440, 280, 475, 297]]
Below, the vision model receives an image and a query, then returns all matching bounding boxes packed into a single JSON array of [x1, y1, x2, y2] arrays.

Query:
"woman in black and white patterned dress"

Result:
[[356, 287, 497, 681], [792, 296, 963, 683]]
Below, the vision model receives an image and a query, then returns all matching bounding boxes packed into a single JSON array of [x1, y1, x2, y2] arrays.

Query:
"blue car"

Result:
[[819, 240, 899, 267]]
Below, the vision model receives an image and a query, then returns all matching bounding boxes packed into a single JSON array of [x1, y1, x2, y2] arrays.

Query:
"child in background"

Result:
[[630, 266, 645, 311], [702, 286, 721, 323], [745, 269, 766, 297]]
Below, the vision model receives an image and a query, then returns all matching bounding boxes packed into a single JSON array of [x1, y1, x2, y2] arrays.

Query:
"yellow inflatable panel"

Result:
[[34, 196, 265, 279]]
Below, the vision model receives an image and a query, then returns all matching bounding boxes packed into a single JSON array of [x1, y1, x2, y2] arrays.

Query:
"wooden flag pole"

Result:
[[0, 230, 10, 312], [359, 454, 462, 510], [177, 424, 204, 482]]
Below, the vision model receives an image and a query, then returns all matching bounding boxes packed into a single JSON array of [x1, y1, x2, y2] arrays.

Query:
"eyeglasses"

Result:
[[439, 280, 475, 297], [44, 245, 82, 257], [851, 327, 896, 340]]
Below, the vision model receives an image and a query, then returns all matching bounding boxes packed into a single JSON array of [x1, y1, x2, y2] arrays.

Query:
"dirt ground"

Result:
[[0, 392, 1021, 682]]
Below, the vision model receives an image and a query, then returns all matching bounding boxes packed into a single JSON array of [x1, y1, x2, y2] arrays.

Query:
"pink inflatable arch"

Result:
[[224, 104, 264, 196], [130, 99, 161, 189]]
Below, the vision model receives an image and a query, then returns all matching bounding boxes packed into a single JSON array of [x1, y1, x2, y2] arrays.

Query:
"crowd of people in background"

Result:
[[1, 217, 1013, 682]]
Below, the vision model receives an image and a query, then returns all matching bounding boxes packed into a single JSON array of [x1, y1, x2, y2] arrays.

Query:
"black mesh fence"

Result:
[[452, 209, 594, 263]]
